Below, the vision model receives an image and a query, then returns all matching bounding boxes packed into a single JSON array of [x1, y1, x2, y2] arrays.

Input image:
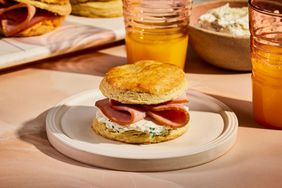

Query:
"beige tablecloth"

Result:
[[0, 42, 282, 188]]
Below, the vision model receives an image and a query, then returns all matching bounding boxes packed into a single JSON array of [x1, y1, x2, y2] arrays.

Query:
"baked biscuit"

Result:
[[15, 0, 72, 15], [15, 16, 65, 37], [28, 0, 69, 5], [0, 0, 71, 37], [94, 60, 190, 144], [100, 60, 188, 104], [71, 0, 122, 18]]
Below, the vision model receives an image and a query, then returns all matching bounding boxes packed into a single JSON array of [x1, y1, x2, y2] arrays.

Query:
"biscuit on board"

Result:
[[71, 0, 123, 18], [14, 17, 65, 37], [15, 0, 72, 16], [0, 0, 71, 37]]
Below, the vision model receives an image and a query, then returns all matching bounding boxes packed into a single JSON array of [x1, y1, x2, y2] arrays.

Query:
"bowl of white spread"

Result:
[[188, 0, 251, 71]]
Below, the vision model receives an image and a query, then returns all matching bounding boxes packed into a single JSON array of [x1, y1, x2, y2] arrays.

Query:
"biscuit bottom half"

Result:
[[15, 16, 65, 37], [92, 119, 189, 144]]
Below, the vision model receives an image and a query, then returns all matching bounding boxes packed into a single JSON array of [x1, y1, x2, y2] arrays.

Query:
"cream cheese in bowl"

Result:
[[198, 3, 249, 36]]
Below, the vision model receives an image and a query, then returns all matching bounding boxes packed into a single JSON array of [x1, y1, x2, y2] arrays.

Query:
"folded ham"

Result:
[[0, 0, 7, 4], [95, 95, 189, 128], [145, 103, 190, 128], [0, 1, 57, 36], [96, 98, 146, 126]]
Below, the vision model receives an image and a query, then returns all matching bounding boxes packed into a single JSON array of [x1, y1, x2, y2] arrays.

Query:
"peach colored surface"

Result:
[[0, 42, 282, 187]]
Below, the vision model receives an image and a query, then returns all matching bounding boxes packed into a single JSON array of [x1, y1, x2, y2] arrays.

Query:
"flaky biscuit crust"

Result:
[[92, 119, 189, 144], [21, 0, 70, 5], [100, 60, 188, 104], [71, 0, 122, 18], [14, 0, 71, 15]]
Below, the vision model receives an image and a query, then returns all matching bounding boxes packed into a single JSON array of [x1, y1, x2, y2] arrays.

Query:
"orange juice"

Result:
[[252, 42, 282, 129], [122, 0, 192, 69], [125, 31, 188, 69]]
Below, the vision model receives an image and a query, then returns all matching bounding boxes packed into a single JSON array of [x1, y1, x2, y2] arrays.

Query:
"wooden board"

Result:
[[0, 16, 125, 69]]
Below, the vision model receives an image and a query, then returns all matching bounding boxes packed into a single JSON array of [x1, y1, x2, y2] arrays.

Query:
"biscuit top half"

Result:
[[100, 60, 187, 104]]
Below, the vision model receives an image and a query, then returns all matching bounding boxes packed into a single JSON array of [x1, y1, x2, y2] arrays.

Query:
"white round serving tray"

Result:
[[46, 89, 238, 171]]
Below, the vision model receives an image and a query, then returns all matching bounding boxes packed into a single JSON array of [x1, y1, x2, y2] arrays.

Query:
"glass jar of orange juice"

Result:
[[249, 0, 282, 129], [123, 0, 192, 69]]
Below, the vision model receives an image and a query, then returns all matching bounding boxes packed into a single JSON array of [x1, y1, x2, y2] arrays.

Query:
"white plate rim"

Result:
[[46, 89, 238, 160]]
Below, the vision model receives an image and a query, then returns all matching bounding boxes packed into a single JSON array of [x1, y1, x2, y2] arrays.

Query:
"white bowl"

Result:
[[188, 0, 251, 71]]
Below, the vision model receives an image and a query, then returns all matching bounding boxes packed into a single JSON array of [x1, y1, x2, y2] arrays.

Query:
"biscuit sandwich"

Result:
[[93, 60, 190, 144], [70, 0, 122, 18], [0, 0, 71, 37]]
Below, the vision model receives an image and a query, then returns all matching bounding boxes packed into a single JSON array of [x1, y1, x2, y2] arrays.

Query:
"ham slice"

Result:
[[95, 99, 146, 125], [95, 94, 189, 128], [0, 3, 36, 36], [146, 104, 189, 128], [0, 1, 57, 37], [0, 0, 6, 5]]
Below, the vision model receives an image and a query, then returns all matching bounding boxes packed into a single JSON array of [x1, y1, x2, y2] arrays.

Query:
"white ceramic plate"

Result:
[[46, 89, 238, 171]]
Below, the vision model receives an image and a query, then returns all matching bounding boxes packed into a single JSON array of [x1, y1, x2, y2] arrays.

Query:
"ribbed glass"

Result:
[[122, 0, 192, 68], [249, 0, 282, 129]]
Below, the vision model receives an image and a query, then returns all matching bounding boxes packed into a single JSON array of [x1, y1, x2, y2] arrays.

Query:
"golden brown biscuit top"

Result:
[[104, 60, 186, 95]]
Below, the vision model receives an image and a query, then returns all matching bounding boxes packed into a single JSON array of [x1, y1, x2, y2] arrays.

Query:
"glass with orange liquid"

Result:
[[122, 0, 192, 69], [249, 0, 282, 129]]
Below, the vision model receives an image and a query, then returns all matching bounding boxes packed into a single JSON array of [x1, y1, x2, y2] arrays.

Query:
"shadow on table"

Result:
[[15, 92, 265, 172], [33, 51, 126, 77], [0, 41, 250, 77], [0, 40, 126, 77], [16, 110, 100, 169], [208, 94, 263, 129], [34, 46, 249, 76], [185, 48, 251, 75]]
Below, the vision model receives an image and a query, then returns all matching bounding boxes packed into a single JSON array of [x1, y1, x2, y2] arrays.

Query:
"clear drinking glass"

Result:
[[249, 0, 282, 129], [122, 0, 192, 69]]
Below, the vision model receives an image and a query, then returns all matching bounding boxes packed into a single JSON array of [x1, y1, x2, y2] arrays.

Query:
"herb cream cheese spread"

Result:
[[96, 107, 189, 136], [96, 109, 171, 136], [199, 3, 249, 36]]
